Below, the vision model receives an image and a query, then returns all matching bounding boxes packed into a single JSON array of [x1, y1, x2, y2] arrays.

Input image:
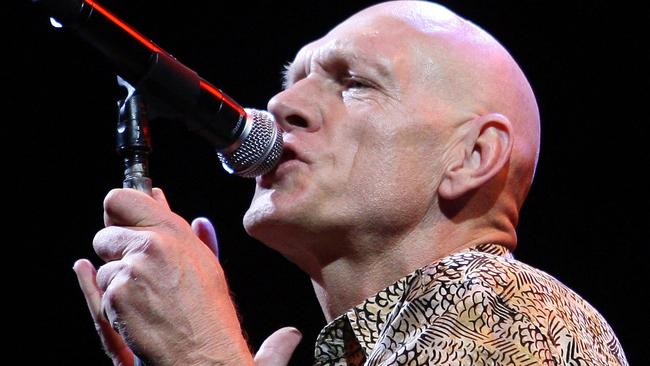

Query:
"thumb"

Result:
[[254, 327, 302, 366], [191, 217, 219, 257], [151, 187, 171, 210]]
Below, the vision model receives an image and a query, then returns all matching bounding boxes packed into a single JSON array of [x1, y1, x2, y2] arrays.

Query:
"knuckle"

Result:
[[92, 227, 126, 260], [139, 230, 165, 254], [139, 230, 155, 249], [95, 263, 112, 291], [103, 278, 127, 310], [93, 227, 160, 260], [126, 230, 153, 253], [92, 228, 112, 256], [103, 188, 124, 213], [96, 260, 132, 292]]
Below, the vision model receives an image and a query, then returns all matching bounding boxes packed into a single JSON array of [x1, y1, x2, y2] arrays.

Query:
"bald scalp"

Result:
[[345, 0, 541, 213]]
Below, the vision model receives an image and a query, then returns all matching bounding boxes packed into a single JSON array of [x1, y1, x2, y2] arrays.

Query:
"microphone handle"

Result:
[[121, 167, 150, 366], [119, 90, 153, 196], [118, 83, 151, 366]]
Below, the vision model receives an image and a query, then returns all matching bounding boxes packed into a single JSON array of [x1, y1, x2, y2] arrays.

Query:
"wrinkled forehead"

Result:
[[286, 15, 422, 82]]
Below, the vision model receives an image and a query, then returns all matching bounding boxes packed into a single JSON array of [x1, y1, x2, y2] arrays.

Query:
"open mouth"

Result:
[[259, 145, 300, 185], [277, 148, 298, 166]]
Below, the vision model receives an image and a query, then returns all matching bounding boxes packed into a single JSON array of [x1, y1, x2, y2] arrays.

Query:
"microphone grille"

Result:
[[217, 109, 283, 178]]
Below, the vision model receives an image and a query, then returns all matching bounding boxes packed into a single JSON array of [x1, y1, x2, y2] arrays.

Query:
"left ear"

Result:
[[438, 113, 513, 200]]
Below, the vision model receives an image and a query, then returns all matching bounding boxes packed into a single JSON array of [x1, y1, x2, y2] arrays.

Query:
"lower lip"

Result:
[[259, 159, 304, 186]]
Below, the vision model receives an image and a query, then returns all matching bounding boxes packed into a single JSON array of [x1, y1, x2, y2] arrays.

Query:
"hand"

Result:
[[254, 327, 303, 366], [73, 188, 302, 366], [73, 188, 253, 365]]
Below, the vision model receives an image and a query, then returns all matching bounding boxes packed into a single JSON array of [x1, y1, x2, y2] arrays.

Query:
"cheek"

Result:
[[354, 119, 441, 180], [345, 122, 443, 209], [339, 163, 436, 231]]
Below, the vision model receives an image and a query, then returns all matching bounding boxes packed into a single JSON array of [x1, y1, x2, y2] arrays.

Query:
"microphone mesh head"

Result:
[[217, 109, 283, 177]]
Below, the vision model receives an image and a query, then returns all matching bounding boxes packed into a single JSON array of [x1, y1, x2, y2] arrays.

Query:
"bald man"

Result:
[[73, 1, 628, 365]]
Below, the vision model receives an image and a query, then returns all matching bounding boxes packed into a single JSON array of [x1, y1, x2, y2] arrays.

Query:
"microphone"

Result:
[[33, 0, 283, 177]]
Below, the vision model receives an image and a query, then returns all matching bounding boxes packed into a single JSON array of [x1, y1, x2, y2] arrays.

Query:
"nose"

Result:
[[267, 80, 322, 133]]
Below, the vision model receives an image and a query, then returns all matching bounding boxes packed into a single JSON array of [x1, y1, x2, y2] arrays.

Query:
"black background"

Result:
[[9, 1, 647, 365]]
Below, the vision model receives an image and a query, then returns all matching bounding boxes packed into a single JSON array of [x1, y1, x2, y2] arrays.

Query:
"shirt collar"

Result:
[[313, 243, 511, 364]]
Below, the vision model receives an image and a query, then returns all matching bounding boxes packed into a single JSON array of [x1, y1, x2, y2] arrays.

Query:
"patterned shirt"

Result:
[[313, 243, 627, 365]]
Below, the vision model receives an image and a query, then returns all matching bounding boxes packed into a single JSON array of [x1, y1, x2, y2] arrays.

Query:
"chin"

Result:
[[243, 203, 296, 257], [245, 181, 324, 248], [243, 187, 273, 232], [244, 186, 299, 238]]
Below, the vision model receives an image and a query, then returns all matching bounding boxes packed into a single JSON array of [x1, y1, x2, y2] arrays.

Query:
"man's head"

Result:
[[243, 0, 540, 270]]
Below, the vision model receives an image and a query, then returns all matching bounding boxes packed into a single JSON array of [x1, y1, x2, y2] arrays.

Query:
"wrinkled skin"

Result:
[[74, 1, 539, 365], [244, 1, 538, 320], [74, 188, 301, 365]]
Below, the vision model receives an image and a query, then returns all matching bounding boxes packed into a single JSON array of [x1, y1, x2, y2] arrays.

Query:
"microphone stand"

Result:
[[115, 75, 150, 366], [117, 76, 152, 195]]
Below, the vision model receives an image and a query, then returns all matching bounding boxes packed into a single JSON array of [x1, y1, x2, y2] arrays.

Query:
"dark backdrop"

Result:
[[9, 1, 646, 365]]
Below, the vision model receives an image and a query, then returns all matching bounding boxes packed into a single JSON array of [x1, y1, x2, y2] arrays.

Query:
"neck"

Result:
[[306, 218, 512, 322]]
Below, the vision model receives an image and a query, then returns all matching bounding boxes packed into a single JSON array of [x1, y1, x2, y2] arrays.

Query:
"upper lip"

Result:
[[261, 138, 305, 179], [278, 143, 299, 165], [278, 133, 308, 164]]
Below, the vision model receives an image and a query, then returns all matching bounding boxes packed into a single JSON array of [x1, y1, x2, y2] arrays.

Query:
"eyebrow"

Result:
[[280, 43, 395, 90]]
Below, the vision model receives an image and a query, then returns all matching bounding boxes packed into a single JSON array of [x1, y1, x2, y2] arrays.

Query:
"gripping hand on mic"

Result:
[[72, 188, 302, 366]]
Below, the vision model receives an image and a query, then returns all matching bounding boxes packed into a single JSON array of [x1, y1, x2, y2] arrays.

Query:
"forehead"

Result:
[[291, 16, 418, 75]]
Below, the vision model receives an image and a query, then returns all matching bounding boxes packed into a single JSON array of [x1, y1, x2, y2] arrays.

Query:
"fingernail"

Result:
[[72, 259, 86, 274], [72, 260, 81, 272]]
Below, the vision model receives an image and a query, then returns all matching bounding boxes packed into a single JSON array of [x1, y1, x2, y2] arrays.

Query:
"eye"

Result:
[[342, 76, 371, 90]]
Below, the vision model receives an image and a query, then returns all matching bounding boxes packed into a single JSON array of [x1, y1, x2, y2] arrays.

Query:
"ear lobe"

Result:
[[438, 113, 513, 200]]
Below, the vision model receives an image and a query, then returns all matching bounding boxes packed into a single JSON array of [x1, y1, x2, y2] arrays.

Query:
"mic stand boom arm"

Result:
[[36, 0, 249, 150], [34, 0, 284, 177]]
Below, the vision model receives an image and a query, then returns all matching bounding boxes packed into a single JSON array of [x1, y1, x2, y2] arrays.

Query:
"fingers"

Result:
[[73, 259, 104, 321], [191, 217, 219, 258], [93, 226, 155, 262], [73, 259, 135, 365], [254, 327, 302, 366], [95, 259, 130, 292], [103, 188, 171, 227]]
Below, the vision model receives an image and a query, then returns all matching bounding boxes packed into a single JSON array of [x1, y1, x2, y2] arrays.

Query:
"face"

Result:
[[243, 15, 460, 255]]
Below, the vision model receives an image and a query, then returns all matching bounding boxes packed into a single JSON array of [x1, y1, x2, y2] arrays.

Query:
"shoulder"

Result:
[[423, 248, 604, 322], [392, 248, 628, 365]]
